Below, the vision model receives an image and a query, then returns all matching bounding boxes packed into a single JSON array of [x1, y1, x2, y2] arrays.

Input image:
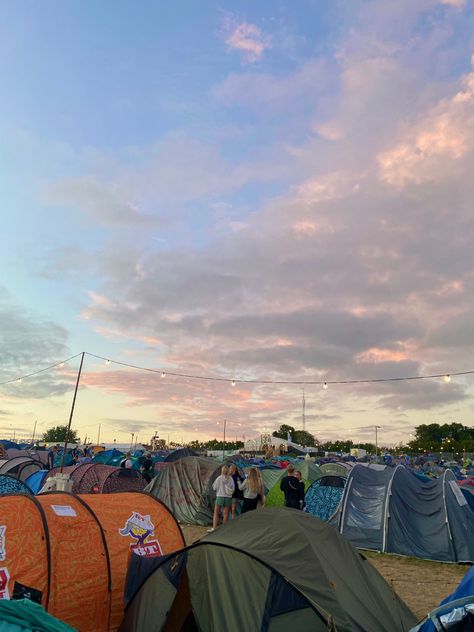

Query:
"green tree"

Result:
[[272, 425, 317, 447], [43, 425, 80, 444]]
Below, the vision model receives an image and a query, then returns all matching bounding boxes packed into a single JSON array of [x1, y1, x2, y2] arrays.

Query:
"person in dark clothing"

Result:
[[280, 464, 301, 509], [141, 452, 154, 483], [229, 464, 244, 518], [295, 470, 306, 510]]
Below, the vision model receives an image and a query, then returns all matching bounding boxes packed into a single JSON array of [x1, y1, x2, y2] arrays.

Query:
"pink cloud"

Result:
[[223, 18, 271, 62], [378, 68, 474, 187]]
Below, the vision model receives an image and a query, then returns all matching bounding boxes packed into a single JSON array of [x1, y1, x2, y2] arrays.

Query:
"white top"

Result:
[[124, 459, 134, 469], [237, 478, 261, 500], [212, 474, 235, 498]]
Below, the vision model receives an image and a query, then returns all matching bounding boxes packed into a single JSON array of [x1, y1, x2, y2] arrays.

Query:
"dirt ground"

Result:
[[180, 524, 468, 622]]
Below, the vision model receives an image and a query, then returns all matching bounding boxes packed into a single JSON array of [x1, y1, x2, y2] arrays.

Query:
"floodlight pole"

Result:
[[60, 351, 85, 473], [375, 425, 381, 460], [222, 419, 226, 461]]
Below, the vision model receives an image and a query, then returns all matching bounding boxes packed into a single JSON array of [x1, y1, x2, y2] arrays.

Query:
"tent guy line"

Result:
[[0, 350, 473, 388]]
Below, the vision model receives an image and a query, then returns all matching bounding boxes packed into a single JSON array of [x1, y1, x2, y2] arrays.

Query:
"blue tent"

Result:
[[92, 448, 124, 466], [337, 464, 474, 562], [305, 475, 346, 521], [413, 565, 474, 631], [0, 440, 20, 450], [0, 474, 32, 495], [24, 470, 49, 494]]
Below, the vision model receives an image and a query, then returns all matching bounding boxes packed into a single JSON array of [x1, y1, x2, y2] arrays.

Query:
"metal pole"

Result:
[[32, 420, 37, 444], [130, 433, 134, 451], [60, 351, 85, 472], [97, 423, 101, 445], [222, 419, 226, 461], [375, 426, 379, 459]]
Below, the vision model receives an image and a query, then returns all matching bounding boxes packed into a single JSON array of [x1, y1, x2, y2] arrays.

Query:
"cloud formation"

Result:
[[222, 16, 271, 62]]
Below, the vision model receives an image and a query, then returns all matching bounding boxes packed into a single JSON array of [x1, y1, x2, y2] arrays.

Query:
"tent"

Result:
[[120, 508, 416, 632], [338, 464, 474, 562], [24, 470, 49, 494], [0, 457, 43, 482], [164, 447, 198, 462], [145, 457, 223, 525], [92, 449, 125, 466], [412, 564, 474, 631], [305, 475, 346, 521], [0, 599, 75, 632], [0, 491, 184, 632], [45, 463, 147, 494], [0, 474, 32, 495], [265, 460, 321, 506]]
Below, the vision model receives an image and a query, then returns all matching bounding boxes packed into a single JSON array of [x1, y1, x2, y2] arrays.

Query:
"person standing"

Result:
[[229, 464, 244, 518], [239, 467, 265, 513], [209, 465, 234, 532], [141, 452, 154, 483], [280, 464, 301, 509], [295, 470, 306, 510], [121, 452, 134, 469]]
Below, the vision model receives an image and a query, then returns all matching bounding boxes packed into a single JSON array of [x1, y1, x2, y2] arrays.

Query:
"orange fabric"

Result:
[[0, 496, 49, 605], [82, 492, 185, 631], [36, 493, 110, 632]]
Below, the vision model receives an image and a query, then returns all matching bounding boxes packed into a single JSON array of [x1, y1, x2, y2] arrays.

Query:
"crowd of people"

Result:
[[209, 462, 305, 532]]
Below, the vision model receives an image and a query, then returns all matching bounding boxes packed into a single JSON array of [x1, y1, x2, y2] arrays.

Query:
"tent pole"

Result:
[[60, 351, 85, 473]]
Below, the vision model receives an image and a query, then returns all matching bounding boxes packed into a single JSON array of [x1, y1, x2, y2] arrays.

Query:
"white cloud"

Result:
[[222, 17, 271, 63]]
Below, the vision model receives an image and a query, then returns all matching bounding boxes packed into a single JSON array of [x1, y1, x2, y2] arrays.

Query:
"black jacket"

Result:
[[280, 475, 301, 501]]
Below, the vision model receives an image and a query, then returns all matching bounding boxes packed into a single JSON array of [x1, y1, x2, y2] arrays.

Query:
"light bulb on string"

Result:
[[17, 378, 22, 383], [161, 372, 166, 378], [443, 374, 451, 383], [231, 380, 236, 387], [59, 362, 64, 368], [105, 359, 110, 365], [323, 382, 328, 389]]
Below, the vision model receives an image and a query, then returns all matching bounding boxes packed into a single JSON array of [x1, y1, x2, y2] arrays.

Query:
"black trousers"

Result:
[[241, 498, 259, 513], [285, 498, 301, 509]]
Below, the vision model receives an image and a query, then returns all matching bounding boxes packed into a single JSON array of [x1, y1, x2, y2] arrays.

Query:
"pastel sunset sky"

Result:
[[0, 0, 473, 446]]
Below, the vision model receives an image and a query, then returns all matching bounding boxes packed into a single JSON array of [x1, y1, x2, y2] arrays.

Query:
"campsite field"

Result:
[[181, 525, 468, 621]]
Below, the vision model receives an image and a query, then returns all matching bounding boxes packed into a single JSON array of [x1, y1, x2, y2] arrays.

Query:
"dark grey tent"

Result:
[[121, 508, 416, 632], [164, 447, 199, 462], [338, 464, 474, 562]]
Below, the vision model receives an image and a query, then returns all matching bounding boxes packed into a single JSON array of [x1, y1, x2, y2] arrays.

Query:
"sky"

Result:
[[0, 0, 473, 447]]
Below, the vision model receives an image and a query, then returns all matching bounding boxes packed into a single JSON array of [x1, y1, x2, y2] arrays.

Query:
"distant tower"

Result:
[[302, 388, 306, 432]]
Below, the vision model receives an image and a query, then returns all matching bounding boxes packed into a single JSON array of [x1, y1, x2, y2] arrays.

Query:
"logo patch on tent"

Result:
[[119, 512, 163, 557], [0, 567, 10, 599], [0, 526, 6, 561]]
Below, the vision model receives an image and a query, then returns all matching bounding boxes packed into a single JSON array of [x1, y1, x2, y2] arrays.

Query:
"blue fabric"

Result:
[[24, 470, 48, 494], [418, 565, 474, 631], [305, 478, 345, 522], [0, 475, 31, 495]]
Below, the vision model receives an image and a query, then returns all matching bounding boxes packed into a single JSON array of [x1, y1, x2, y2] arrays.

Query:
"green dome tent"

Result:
[[121, 508, 416, 632], [265, 461, 321, 506]]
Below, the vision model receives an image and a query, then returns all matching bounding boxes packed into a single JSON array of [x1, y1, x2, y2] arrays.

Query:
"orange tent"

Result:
[[0, 491, 184, 632]]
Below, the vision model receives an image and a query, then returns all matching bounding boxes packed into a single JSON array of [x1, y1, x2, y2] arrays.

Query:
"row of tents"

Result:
[[144, 457, 474, 563]]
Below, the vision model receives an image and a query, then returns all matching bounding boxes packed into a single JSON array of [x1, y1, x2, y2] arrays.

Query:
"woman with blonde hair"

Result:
[[238, 467, 265, 513], [209, 464, 235, 532]]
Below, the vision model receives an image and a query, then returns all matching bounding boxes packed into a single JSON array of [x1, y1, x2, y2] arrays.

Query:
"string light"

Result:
[[0, 350, 473, 389], [0, 353, 83, 387]]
